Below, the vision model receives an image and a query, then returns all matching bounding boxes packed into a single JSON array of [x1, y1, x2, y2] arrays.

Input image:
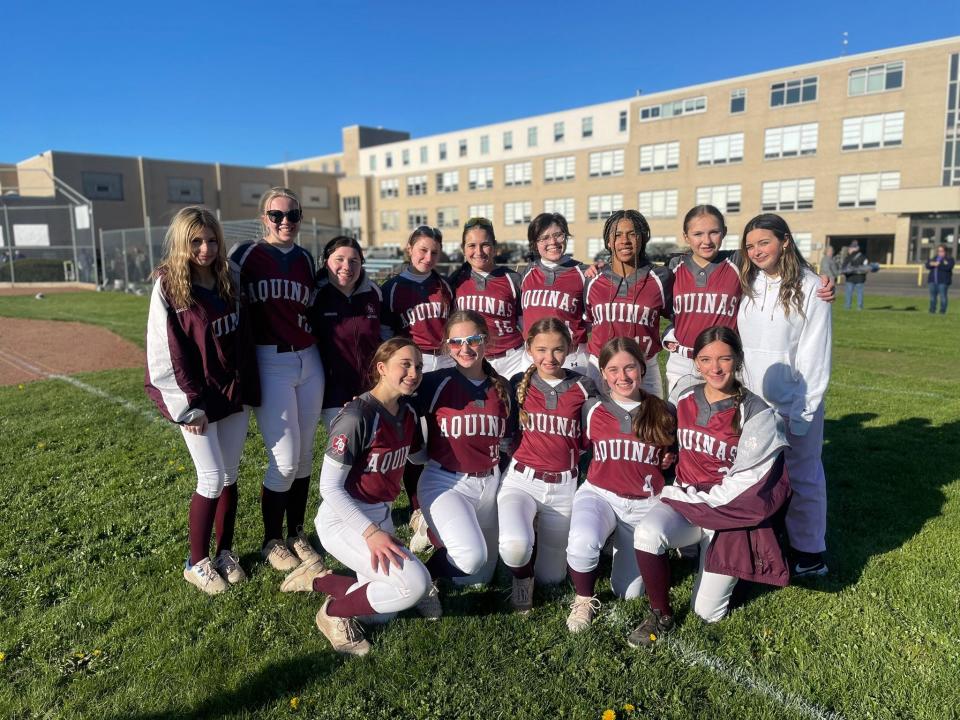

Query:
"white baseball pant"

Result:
[[489, 345, 530, 379], [664, 352, 701, 399], [179, 408, 251, 499], [421, 352, 456, 374], [586, 353, 664, 399], [783, 405, 827, 554]]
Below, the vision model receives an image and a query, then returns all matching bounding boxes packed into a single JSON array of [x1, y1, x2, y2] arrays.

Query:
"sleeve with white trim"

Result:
[[790, 273, 832, 436], [318, 402, 374, 534]]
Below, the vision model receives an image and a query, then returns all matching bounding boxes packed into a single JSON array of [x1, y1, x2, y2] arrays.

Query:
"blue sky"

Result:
[[4, 0, 958, 167]]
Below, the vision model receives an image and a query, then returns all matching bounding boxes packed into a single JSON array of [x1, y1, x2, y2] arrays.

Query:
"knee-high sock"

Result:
[[327, 583, 376, 618], [188, 493, 218, 566], [261, 486, 287, 546], [426, 548, 469, 579], [214, 484, 238, 554], [403, 462, 422, 511], [286, 476, 311, 538], [567, 565, 598, 597], [314, 573, 358, 598], [634, 550, 672, 615]]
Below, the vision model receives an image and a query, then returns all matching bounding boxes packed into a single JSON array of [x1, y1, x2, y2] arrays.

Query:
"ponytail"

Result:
[[481, 359, 511, 416], [515, 364, 538, 427], [631, 389, 676, 447], [729, 380, 745, 434]]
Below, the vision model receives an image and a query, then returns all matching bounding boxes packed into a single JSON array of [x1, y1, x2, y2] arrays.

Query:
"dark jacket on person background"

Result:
[[926, 256, 955, 286], [842, 250, 869, 284]]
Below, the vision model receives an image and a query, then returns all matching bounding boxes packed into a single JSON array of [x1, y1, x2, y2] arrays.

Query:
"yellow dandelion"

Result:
[[290, 696, 300, 711], [93, 650, 102, 656], [0, 651, 6, 662], [649, 632, 657, 642], [37, 442, 46, 450], [178, 465, 186, 472], [602, 709, 616, 720], [18, 384, 24, 390], [623, 704, 635, 713], [168, 460, 175, 465]]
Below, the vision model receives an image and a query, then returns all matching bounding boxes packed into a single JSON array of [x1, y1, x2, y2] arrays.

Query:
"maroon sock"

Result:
[[567, 565, 598, 597], [327, 583, 376, 618], [635, 549, 673, 615], [188, 493, 217, 566], [260, 486, 287, 546], [214, 484, 238, 554], [314, 572, 359, 597], [508, 558, 535, 579], [403, 462, 422, 510], [426, 548, 469, 578], [285, 476, 311, 538]]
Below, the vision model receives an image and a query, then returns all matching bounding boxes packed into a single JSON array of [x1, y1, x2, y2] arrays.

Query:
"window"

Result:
[[439, 142, 447, 161], [436, 171, 459, 193], [587, 237, 605, 259], [837, 172, 900, 208], [587, 194, 623, 221], [420, 146, 428, 163], [504, 201, 532, 226], [402, 149, 410, 166], [527, 127, 537, 147], [764, 123, 819, 159], [648, 236, 679, 252], [639, 95, 706, 121], [369, 155, 377, 172], [544, 197, 575, 222], [554, 121, 565, 142], [619, 110, 628, 132], [697, 133, 744, 165], [407, 175, 428, 196], [637, 189, 678, 218], [380, 210, 399, 231], [761, 178, 816, 211], [770, 76, 818, 106], [459, 139, 467, 158], [302, 186, 330, 208], [544, 155, 575, 182], [343, 196, 361, 212], [841, 112, 904, 151], [379, 178, 399, 199], [589, 149, 624, 177], [582, 116, 593, 138], [82, 171, 124, 201], [792, 232, 814, 256], [848, 61, 904, 96], [385, 152, 393, 169], [730, 88, 746, 114], [639, 141, 680, 172], [167, 177, 203, 203], [468, 204, 494, 222], [239, 182, 270, 206], [503, 131, 513, 150], [407, 209, 428, 230], [505, 162, 533, 187], [468, 166, 494, 191], [945, 53, 960, 186], [695, 184, 742, 214], [480, 135, 490, 155], [437, 206, 459, 228], [334, 160, 341, 174]]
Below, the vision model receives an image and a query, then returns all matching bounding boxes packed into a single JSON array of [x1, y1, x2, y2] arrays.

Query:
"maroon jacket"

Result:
[[145, 274, 260, 424]]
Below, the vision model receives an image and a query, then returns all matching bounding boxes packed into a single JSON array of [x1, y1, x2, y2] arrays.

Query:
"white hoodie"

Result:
[[737, 268, 831, 437]]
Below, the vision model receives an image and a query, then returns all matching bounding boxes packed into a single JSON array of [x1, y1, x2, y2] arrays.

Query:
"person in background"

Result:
[[818, 246, 838, 284], [841, 240, 869, 310], [926, 244, 955, 315]]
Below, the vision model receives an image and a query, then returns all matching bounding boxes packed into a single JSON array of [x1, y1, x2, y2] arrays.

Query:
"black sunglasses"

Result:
[[265, 209, 303, 224]]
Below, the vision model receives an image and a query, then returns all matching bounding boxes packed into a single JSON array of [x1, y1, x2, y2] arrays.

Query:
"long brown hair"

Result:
[[154, 206, 233, 311], [516, 318, 572, 426], [738, 213, 813, 318], [692, 326, 746, 434], [365, 337, 421, 391], [444, 309, 511, 414], [598, 337, 675, 446]]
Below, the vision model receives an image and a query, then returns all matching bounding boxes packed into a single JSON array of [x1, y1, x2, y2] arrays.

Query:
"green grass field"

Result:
[[1, 291, 959, 719]]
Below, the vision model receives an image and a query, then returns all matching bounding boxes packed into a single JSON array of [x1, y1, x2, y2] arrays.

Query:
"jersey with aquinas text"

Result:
[[520, 258, 590, 345], [668, 253, 742, 355], [582, 397, 666, 498], [584, 264, 672, 360], [380, 270, 453, 353], [229, 241, 317, 348], [414, 367, 510, 473], [450, 265, 523, 357]]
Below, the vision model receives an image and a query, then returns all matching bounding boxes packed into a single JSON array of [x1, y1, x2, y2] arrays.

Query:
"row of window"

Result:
[[377, 171, 901, 231]]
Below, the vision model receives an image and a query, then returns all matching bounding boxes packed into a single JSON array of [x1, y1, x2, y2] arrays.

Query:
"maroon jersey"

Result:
[[668, 253, 742, 356], [584, 264, 672, 360], [311, 274, 382, 410], [414, 368, 510, 473], [145, 275, 260, 424], [381, 269, 453, 353], [510, 371, 596, 472], [674, 383, 770, 492], [229, 241, 317, 349], [450, 265, 523, 357], [324, 393, 422, 504], [520, 258, 590, 345], [582, 397, 666, 498]]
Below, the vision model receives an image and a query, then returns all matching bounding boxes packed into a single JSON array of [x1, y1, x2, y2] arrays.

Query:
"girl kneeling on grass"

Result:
[[564, 338, 676, 633], [281, 338, 431, 656], [146, 206, 260, 595], [627, 326, 790, 647]]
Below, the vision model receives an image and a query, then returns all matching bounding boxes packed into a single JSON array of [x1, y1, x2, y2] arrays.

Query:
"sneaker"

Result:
[[415, 581, 443, 620], [566, 595, 601, 633], [287, 533, 323, 565], [510, 576, 535, 614], [212, 549, 247, 584], [280, 559, 330, 592], [261, 538, 300, 571], [792, 551, 828, 578], [627, 609, 675, 648], [315, 597, 371, 657], [183, 557, 229, 595], [409, 510, 433, 553]]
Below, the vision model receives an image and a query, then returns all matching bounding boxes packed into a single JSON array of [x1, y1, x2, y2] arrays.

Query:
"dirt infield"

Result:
[[0, 316, 143, 386]]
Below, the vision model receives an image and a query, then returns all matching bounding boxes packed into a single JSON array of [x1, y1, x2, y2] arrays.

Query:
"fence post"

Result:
[[121, 229, 130, 289], [69, 205, 80, 283], [98, 228, 106, 285], [2, 204, 13, 284], [145, 215, 154, 274]]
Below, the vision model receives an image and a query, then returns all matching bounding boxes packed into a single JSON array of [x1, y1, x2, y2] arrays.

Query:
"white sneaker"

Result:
[[261, 539, 300, 571], [183, 557, 229, 595], [315, 597, 371, 656], [416, 581, 442, 620], [408, 510, 433, 553], [511, 576, 535, 614], [212, 550, 247, 584], [566, 595, 601, 633], [287, 533, 323, 565], [280, 559, 330, 593]]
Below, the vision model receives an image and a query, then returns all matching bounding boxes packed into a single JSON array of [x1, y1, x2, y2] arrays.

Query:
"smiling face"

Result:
[[610, 218, 640, 266], [684, 214, 724, 264], [446, 319, 486, 371], [601, 350, 644, 402], [377, 344, 423, 397], [536, 223, 567, 263], [463, 227, 496, 273], [408, 236, 441, 273], [327, 246, 362, 291], [189, 226, 219, 269], [529, 331, 569, 379], [263, 195, 300, 246], [694, 340, 738, 396], [745, 228, 788, 277]]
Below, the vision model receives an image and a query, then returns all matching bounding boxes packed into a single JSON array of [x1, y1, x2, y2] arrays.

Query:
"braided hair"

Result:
[[691, 326, 746, 433], [516, 318, 572, 426], [602, 209, 652, 271], [444, 309, 511, 415]]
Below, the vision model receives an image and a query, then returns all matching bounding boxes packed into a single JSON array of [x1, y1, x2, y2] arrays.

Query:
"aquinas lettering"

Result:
[[246, 279, 311, 306], [402, 301, 444, 327], [456, 294, 510, 317], [211, 311, 239, 338], [523, 412, 580, 439], [592, 438, 661, 464], [677, 428, 736, 463], [521, 289, 578, 313], [590, 302, 656, 326], [439, 413, 506, 439], [363, 446, 411, 473], [674, 292, 738, 318]]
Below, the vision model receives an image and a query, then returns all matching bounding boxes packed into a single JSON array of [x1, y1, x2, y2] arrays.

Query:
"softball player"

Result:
[[564, 337, 676, 633], [498, 318, 596, 613], [311, 236, 382, 431], [412, 310, 512, 618], [737, 214, 832, 577], [627, 326, 790, 646], [584, 210, 672, 398], [449, 217, 528, 378], [146, 207, 260, 594], [229, 187, 325, 572], [520, 213, 590, 371]]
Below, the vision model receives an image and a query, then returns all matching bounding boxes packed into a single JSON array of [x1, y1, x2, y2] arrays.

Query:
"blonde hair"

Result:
[[517, 318, 572, 427], [259, 186, 302, 237], [444, 309, 511, 415], [155, 206, 232, 310]]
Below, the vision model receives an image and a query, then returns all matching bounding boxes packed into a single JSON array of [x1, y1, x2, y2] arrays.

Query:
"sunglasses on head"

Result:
[[446, 334, 486, 349], [464, 217, 493, 230], [265, 209, 302, 224]]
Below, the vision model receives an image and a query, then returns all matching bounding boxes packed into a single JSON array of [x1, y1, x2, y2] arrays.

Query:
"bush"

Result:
[[0, 258, 68, 282]]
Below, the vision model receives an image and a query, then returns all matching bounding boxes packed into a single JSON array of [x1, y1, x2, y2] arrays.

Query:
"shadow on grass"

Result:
[[865, 305, 920, 312]]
